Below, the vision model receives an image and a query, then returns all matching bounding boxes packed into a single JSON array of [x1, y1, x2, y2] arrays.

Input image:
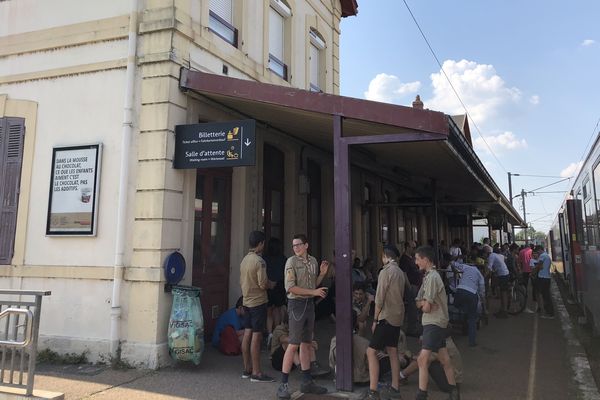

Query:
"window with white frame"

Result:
[[209, 0, 238, 47], [269, 0, 291, 80], [309, 29, 325, 91]]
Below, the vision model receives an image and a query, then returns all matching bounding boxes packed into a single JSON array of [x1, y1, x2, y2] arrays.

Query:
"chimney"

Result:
[[412, 95, 424, 110]]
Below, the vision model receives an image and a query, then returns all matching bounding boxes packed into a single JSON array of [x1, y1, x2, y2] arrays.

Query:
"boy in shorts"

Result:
[[365, 245, 405, 400], [414, 246, 459, 400]]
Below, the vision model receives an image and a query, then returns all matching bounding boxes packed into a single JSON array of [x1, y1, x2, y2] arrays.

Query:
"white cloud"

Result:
[[581, 39, 596, 47], [560, 161, 583, 178], [529, 95, 540, 105], [364, 73, 421, 103], [425, 59, 522, 124], [473, 131, 528, 154]]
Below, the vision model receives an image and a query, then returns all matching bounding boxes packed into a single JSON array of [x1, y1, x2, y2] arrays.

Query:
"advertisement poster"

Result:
[[46, 144, 101, 235]]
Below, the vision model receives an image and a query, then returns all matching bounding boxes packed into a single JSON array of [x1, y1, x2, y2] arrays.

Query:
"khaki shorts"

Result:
[[287, 298, 315, 344]]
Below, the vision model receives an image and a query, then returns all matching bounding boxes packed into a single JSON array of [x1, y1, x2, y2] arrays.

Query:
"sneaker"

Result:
[[540, 314, 555, 319], [415, 389, 428, 400], [251, 374, 275, 382], [399, 374, 409, 386], [277, 383, 291, 399], [523, 308, 535, 314], [387, 385, 402, 399], [310, 361, 331, 377], [300, 380, 327, 394], [366, 389, 381, 400], [448, 386, 460, 400], [241, 370, 252, 379]]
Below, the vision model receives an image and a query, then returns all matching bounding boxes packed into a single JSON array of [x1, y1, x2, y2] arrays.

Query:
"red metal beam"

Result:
[[180, 69, 449, 136]]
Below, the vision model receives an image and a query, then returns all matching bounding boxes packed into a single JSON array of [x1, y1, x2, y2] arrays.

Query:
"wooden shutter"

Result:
[[310, 43, 320, 89], [0, 118, 25, 265], [269, 7, 284, 61]]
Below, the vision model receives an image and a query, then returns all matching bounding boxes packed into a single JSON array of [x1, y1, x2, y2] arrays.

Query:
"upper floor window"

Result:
[[309, 29, 325, 92], [209, 0, 238, 47], [269, 0, 291, 80]]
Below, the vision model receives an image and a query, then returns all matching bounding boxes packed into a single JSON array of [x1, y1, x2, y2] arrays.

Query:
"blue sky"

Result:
[[339, 0, 600, 233]]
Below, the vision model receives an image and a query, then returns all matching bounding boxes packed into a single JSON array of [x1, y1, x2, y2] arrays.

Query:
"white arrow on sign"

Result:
[[244, 138, 252, 146]]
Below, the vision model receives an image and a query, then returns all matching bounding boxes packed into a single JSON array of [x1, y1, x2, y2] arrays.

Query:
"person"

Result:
[[352, 281, 374, 337], [449, 239, 463, 263], [277, 234, 330, 399], [485, 246, 511, 318], [450, 261, 485, 346], [264, 238, 288, 347], [270, 314, 329, 376], [518, 244, 535, 313], [398, 241, 421, 337], [365, 246, 405, 400], [212, 296, 244, 349], [315, 262, 336, 322], [399, 336, 463, 392], [481, 238, 493, 254], [414, 245, 459, 400], [239, 231, 274, 382], [534, 245, 555, 319]]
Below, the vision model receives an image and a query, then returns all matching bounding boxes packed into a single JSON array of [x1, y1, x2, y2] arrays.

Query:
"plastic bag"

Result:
[[168, 286, 204, 365]]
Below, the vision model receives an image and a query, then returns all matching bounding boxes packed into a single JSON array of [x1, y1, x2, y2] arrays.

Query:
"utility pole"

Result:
[[508, 172, 513, 205], [521, 188, 528, 244]]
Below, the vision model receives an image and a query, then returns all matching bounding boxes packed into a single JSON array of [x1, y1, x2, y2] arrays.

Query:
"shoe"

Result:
[[399, 374, 409, 386], [540, 314, 555, 319], [415, 389, 428, 400], [300, 380, 327, 394], [388, 385, 402, 399], [277, 382, 291, 399], [310, 361, 331, 377], [241, 370, 251, 379], [448, 386, 460, 400], [251, 374, 275, 382], [365, 389, 381, 400], [523, 308, 535, 314]]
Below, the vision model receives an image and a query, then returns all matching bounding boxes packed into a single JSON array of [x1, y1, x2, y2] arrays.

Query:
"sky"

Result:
[[339, 0, 600, 234]]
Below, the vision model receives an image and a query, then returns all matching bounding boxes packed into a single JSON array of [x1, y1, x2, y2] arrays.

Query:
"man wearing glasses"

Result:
[[277, 234, 330, 399]]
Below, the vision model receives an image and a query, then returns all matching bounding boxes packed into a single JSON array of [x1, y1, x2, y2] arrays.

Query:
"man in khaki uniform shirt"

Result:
[[415, 245, 459, 400], [239, 231, 274, 383], [365, 246, 405, 400]]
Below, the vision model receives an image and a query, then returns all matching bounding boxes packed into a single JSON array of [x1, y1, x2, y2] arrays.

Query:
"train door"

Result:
[[566, 199, 584, 302], [192, 169, 232, 336]]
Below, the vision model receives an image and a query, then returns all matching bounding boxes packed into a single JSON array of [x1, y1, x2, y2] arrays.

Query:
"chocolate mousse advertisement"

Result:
[[46, 144, 102, 235]]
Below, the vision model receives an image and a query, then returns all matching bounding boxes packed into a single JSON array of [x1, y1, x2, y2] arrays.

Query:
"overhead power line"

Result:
[[401, 0, 507, 173]]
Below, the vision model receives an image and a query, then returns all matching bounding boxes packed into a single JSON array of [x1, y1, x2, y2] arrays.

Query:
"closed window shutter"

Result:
[[310, 44, 320, 89], [210, 0, 233, 24], [0, 118, 25, 265], [269, 8, 284, 60]]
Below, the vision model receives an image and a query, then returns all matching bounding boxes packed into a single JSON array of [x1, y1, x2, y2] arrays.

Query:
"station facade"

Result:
[[0, 0, 521, 371]]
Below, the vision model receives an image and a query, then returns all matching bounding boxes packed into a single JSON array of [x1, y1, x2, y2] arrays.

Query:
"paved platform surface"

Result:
[[25, 280, 598, 400]]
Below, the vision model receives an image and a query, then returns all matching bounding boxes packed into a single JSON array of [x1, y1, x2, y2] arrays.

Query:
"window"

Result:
[[309, 29, 325, 91], [0, 118, 25, 265], [209, 0, 238, 47], [269, 0, 291, 80]]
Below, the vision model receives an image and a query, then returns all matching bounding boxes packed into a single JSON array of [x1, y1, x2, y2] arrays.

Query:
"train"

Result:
[[550, 132, 600, 332]]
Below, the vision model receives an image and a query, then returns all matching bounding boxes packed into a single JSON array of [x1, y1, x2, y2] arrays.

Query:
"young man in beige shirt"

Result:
[[365, 245, 405, 400], [239, 230, 274, 382], [414, 245, 459, 400]]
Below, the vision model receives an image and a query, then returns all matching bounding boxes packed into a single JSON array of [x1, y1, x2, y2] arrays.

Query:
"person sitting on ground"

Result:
[[212, 296, 244, 351], [270, 314, 329, 376], [352, 281, 374, 337], [399, 336, 463, 392]]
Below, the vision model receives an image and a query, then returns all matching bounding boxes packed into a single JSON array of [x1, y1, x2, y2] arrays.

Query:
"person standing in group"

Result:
[[240, 230, 275, 382], [365, 246, 405, 400], [534, 245, 555, 319], [264, 237, 288, 347], [450, 261, 485, 347], [485, 246, 511, 318], [414, 245, 459, 400], [277, 234, 330, 399], [518, 244, 535, 313]]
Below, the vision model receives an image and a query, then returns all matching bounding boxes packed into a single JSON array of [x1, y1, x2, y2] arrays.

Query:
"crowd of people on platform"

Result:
[[211, 230, 554, 400]]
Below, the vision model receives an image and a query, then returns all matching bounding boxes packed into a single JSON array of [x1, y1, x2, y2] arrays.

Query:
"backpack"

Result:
[[218, 325, 241, 356]]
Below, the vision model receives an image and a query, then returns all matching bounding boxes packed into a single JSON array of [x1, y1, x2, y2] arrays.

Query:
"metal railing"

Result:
[[0, 290, 50, 396]]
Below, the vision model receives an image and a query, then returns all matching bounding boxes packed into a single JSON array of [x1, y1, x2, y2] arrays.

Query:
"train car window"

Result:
[[584, 198, 598, 248]]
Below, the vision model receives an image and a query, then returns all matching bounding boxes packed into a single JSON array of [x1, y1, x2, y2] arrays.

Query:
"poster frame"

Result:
[[45, 144, 102, 236]]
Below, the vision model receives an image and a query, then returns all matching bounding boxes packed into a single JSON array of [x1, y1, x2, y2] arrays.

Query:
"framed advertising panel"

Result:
[[46, 144, 102, 236]]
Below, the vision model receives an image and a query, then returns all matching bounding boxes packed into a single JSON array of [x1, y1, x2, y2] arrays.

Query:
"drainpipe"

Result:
[[111, 0, 139, 359]]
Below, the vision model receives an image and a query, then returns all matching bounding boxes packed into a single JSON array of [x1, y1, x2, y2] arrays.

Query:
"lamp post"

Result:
[[508, 172, 520, 242]]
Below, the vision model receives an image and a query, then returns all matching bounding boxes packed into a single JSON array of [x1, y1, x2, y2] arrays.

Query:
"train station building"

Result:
[[0, 0, 523, 386]]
